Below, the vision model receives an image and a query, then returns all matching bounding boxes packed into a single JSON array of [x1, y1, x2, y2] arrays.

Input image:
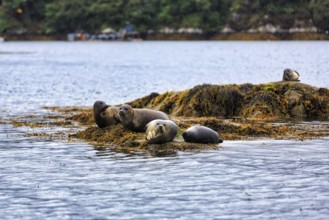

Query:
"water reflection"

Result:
[[94, 146, 180, 158]]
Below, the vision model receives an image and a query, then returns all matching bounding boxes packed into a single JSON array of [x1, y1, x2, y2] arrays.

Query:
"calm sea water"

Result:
[[1, 41, 329, 219]]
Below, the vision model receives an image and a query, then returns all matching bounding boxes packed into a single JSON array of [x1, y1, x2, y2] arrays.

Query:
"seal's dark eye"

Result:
[[163, 124, 166, 126]]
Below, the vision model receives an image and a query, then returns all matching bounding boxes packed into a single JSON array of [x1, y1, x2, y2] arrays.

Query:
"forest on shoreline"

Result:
[[1, 0, 329, 40]]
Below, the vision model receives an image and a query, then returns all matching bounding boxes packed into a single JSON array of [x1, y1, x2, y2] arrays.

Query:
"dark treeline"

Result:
[[0, 0, 329, 35]]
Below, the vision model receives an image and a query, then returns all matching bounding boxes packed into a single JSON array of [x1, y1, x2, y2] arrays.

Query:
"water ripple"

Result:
[[1, 42, 329, 219]]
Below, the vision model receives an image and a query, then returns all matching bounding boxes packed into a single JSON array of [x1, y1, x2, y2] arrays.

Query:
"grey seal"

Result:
[[182, 125, 223, 144], [93, 101, 120, 128], [146, 119, 178, 144], [119, 104, 169, 132], [283, 68, 300, 81]]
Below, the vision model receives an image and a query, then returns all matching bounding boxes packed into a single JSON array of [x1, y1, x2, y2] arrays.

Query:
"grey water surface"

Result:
[[1, 41, 329, 219]]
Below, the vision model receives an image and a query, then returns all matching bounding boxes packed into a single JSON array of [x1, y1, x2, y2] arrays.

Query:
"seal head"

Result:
[[146, 119, 178, 144], [183, 125, 223, 144], [93, 101, 120, 128], [283, 68, 300, 81], [118, 104, 136, 130]]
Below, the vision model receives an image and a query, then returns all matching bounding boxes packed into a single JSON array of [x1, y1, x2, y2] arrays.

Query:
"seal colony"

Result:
[[97, 103, 223, 145], [8, 78, 328, 153], [79, 70, 329, 149]]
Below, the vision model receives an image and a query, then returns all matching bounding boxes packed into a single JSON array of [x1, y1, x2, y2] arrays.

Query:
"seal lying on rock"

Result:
[[146, 119, 178, 144], [283, 68, 300, 81], [119, 104, 169, 132], [182, 125, 223, 144], [93, 101, 120, 128]]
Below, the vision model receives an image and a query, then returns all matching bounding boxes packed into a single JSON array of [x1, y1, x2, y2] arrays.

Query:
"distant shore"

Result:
[[1, 32, 329, 41]]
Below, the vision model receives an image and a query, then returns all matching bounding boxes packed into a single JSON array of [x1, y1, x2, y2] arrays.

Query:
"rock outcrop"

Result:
[[128, 82, 329, 119]]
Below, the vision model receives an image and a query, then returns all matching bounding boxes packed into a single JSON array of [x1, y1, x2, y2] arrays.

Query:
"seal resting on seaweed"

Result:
[[182, 125, 223, 144], [282, 68, 300, 81], [93, 101, 120, 128], [145, 119, 178, 144], [119, 104, 169, 132]]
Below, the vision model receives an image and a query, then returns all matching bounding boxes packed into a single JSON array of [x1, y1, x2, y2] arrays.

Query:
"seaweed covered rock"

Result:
[[176, 85, 244, 117], [69, 124, 144, 146], [9, 81, 329, 153], [127, 92, 160, 108], [129, 82, 329, 119], [242, 90, 286, 119], [69, 122, 221, 152], [46, 82, 328, 124]]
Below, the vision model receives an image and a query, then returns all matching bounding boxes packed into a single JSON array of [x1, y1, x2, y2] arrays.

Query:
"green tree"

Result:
[[0, 0, 51, 33], [45, 0, 93, 33], [87, 0, 125, 31], [123, 0, 162, 34], [310, 0, 329, 32], [157, 0, 231, 33], [227, 0, 312, 30], [3, 0, 326, 36], [262, 0, 311, 29]]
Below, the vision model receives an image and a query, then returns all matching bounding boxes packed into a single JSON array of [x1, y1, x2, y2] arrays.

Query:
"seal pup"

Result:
[[182, 125, 223, 144], [145, 119, 178, 144], [119, 104, 169, 132], [282, 68, 300, 81], [93, 101, 120, 128]]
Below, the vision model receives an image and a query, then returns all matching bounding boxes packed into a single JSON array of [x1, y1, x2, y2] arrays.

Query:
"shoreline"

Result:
[[1, 32, 329, 41]]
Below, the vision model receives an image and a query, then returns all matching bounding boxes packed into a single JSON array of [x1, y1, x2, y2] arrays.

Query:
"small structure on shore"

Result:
[[66, 23, 141, 41]]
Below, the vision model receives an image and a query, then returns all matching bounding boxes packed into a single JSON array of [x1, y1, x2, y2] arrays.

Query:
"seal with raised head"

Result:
[[145, 119, 178, 144], [93, 101, 120, 128], [182, 125, 223, 144], [119, 104, 169, 132], [282, 68, 300, 81]]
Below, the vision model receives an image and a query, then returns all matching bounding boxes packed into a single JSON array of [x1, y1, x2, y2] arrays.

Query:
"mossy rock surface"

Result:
[[69, 123, 220, 152], [129, 82, 329, 119], [5, 82, 329, 153]]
